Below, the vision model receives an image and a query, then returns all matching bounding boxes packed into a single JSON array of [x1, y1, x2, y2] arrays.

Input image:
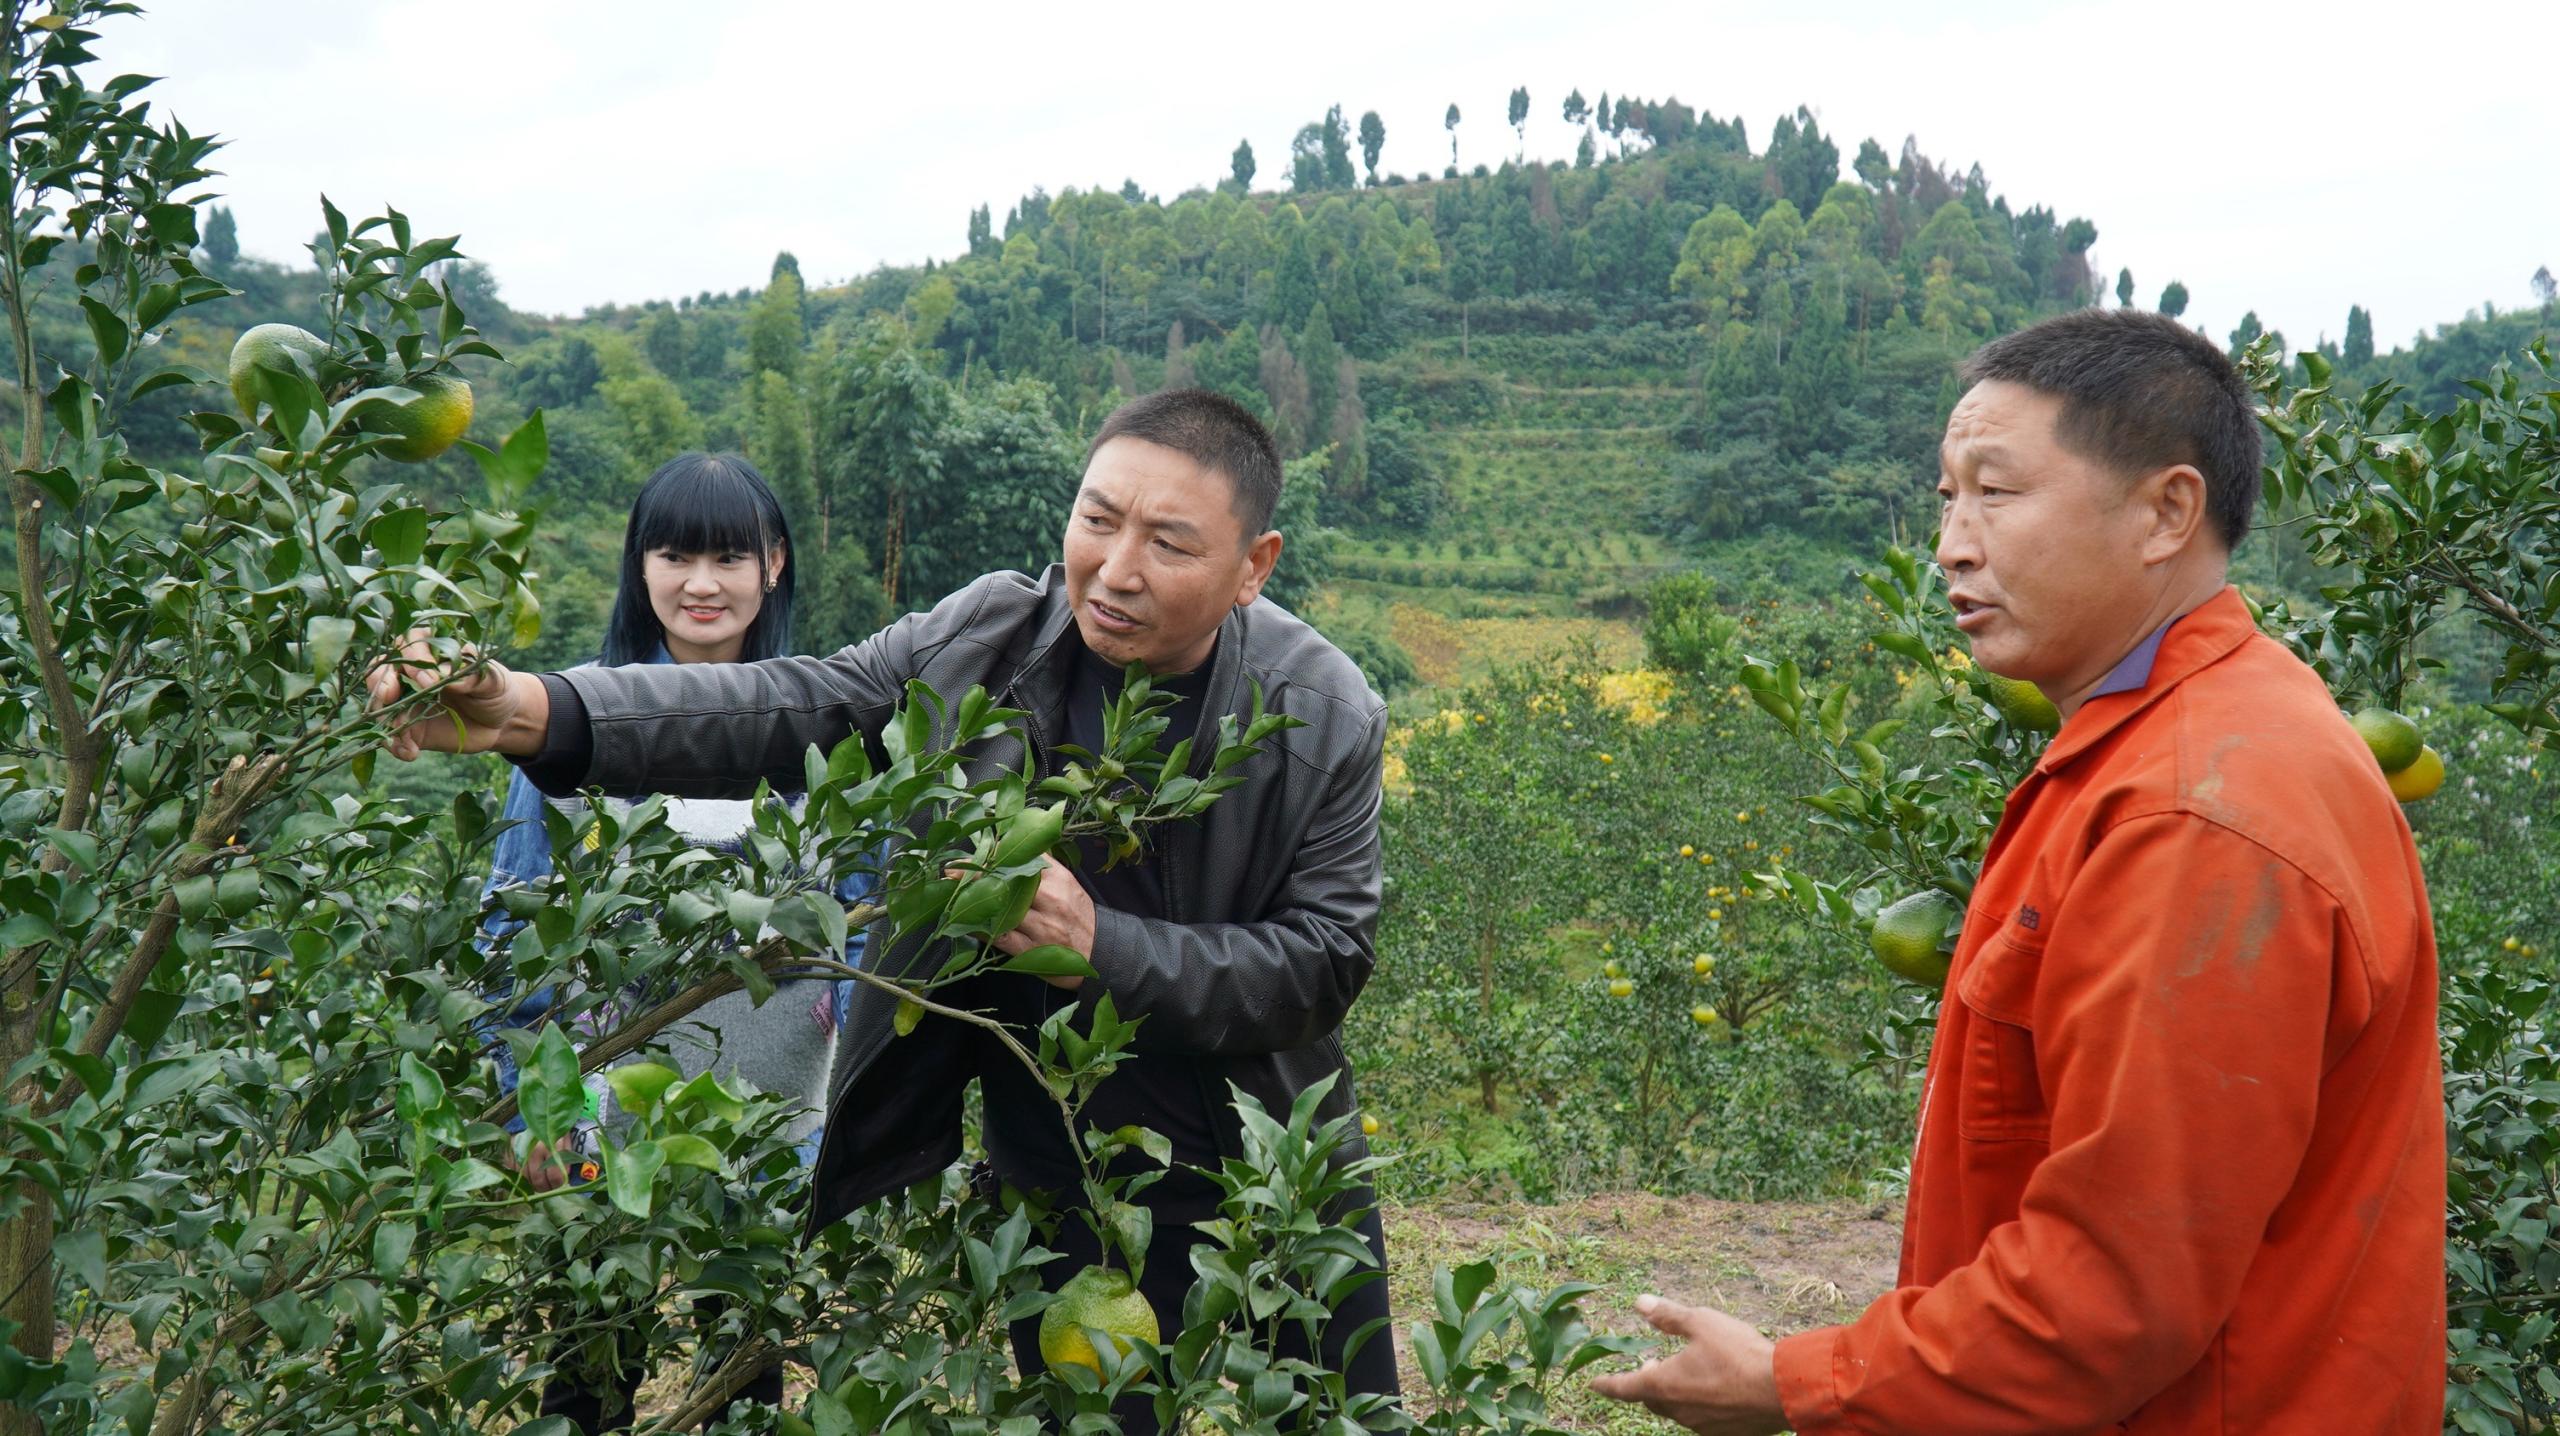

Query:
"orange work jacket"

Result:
[[1774, 587, 2445, 1434]]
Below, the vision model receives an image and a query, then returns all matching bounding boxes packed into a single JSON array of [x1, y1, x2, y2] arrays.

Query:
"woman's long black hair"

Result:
[[600, 453, 797, 667]]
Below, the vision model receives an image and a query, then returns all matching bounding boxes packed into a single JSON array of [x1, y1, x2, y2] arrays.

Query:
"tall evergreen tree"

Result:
[[1230, 138, 1256, 193], [1358, 110, 1386, 185], [2158, 280, 2190, 319], [1290, 123, 1327, 193], [201, 204, 237, 267], [2344, 304, 2375, 367], [2116, 267, 2135, 308], [1562, 89, 1588, 126], [746, 270, 806, 380], [1853, 138, 1891, 189], [2534, 265, 2556, 305], [1321, 104, 1356, 189], [966, 204, 995, 256], [1445, 103, 1461, 173], [1507, 87, 1530, 159], [770, 250, 801, 283]]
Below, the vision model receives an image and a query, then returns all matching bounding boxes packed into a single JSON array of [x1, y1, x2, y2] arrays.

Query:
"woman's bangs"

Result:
[[628, 463, 775, 559]]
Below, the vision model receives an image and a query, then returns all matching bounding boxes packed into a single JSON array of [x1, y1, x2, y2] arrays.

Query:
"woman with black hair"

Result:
[[478, 452, 867, 1432]]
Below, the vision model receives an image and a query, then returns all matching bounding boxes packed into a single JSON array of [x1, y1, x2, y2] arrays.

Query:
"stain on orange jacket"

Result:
[[1774, 587, 2444, 1434]]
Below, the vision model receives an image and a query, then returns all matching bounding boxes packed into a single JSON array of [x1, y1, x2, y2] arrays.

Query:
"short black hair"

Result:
[[602, 452, 795, 666], [1087, 388, 1285, 541], [1960, 309, 2262, 549]]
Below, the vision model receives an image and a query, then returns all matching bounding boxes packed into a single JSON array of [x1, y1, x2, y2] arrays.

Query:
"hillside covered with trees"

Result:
[[84, 90, 2560, 687]]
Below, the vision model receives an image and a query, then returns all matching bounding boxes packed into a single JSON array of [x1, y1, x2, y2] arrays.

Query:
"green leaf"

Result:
[[661, 889, 717, 936], [305, 616, 357, 674], [466, 410, 548, 508], [655, 1134, 723, 1173], [724, 891, 774, 938], [996, 945, 1098, 981], [393, 1053, 448, 1126], [665, 1071, 746, 1124], [367, 508, 429, 566], [78, 295, 129, 364], [604, 1061, 680, 1116], [129, 1054, 217, 1112], [41, 828, 101, 874], [519, 1025, 584, 1144], [55, 1229, 107, 1297], [768, 891, 847, 956], [606, 1139, 666, 1218], [372, 1220, 416, 1279]]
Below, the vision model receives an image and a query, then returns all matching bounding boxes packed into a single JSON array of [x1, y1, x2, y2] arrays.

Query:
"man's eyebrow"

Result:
[[1153, 515, 1204, 544], [1076, 488, 1123, 514], [1941, 439, 2014, 471]]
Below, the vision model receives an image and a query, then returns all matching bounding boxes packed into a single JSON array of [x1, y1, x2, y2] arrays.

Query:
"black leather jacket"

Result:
[[537, 565, 1388, 1230]]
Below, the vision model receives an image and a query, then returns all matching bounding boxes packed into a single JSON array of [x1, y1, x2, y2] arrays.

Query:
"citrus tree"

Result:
[[1362, 646, 1905, 1202], [0, 9, 1645, 1432], [1734, 334, 2560, 1434]]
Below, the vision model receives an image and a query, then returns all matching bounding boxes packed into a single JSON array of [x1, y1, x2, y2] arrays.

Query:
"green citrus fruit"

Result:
[[1038, 1264, 1159, 1375], [2386, 745, 2444, 803], [1692, 953, 1715, 975], [361, 373, 474, 463], [1690, 1004, 1721, 1027], [1870, 890, 1963, 988], [2350, 707, 2424, 775], [1606, 977, 1634, 998], [1983, 675, 2061, 734], [227, 323, 334, 419]]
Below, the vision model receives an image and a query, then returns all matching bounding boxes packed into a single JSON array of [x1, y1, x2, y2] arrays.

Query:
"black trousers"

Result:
[[1006, 1193, 1400, 1433]]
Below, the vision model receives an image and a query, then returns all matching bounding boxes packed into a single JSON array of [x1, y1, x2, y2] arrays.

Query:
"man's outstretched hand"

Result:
[[1589, 1293, 1790, 1436], [364, 631, 551, 760]]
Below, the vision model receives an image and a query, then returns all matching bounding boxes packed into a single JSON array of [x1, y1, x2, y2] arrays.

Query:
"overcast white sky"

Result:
[[92, 1, 2558, 354]]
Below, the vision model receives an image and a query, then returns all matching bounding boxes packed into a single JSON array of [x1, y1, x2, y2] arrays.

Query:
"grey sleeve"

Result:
[[1082, 704, 1387, 1057], [550, 610, 935, 800]]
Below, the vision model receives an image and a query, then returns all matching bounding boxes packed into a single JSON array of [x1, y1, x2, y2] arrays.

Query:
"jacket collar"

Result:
[[1010, 564, 1248, 777], [2033, 586, 2257, 776]]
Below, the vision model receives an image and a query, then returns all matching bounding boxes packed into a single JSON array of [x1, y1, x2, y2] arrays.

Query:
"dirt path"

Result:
[[1383, 1195, 1902, 1431]]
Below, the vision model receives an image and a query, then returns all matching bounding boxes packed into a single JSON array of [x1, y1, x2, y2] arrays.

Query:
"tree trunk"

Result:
[[0, 1012, 53, 1436], [881, 491, 905, 610], [1475, 924, 1499, 1113]]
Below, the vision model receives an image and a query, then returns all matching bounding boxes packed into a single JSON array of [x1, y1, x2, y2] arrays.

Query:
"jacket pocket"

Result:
[[1954, 931, 2051, 1144]]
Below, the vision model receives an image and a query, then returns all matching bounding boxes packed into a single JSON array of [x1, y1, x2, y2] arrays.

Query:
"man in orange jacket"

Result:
[[1596, 309, 2445, 1434]]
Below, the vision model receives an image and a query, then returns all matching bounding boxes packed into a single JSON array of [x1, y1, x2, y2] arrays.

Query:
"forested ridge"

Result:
[[45, 91, 2560, 684]]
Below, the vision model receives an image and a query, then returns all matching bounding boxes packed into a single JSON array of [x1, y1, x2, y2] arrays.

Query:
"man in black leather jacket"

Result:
[[375, 389, 1397, 1412]]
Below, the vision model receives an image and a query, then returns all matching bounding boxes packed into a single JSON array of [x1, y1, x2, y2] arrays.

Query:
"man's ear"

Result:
[[1234, 530, 1284, 606], [2138, 464, 2212, 565]]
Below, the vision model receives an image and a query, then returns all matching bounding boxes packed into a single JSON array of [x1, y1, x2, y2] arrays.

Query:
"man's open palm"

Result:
[[1590, 1294, 1788, 1435]]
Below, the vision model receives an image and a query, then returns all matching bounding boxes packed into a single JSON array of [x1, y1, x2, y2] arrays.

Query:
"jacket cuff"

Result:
[[1773, 1325, 1852, 1434], [509, 673, 593, 797], [1084, 904, 1145, 993]]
